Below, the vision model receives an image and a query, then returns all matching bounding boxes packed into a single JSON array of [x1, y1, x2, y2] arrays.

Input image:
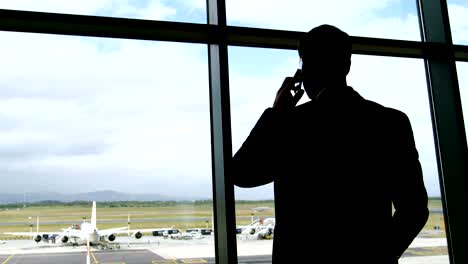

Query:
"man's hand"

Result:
[[273, 75, 304, 112]]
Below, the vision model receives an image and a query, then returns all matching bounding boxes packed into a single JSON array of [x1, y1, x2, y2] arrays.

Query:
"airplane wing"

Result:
[[5, 231, 63, 243], [4, 231, 61, 237], [112, 227, 173, 236], [98, 226, 130, 237], [55, 228, 89, 242], [59, 228, 81, 237], [4, 232, 35, 237]]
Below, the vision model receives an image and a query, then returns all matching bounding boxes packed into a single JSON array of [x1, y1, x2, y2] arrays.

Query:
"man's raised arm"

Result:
[[229, 108, 290, 188]]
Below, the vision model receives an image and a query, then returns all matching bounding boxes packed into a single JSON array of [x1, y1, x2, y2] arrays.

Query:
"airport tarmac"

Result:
[[0, 250, 450, 264], [0, 250, 166, 264], [0, 236, 449, 264], [0, 251, 272, 264]]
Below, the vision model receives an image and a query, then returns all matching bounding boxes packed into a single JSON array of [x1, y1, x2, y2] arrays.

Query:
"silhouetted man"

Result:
[[230, 25, 429, 264]]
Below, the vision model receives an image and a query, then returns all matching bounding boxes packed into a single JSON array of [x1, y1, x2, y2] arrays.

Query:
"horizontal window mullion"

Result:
[[0, 9, 467, 60]]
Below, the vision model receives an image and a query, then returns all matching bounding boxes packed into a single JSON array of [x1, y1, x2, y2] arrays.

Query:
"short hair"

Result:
[[298, 24, 351, 60]]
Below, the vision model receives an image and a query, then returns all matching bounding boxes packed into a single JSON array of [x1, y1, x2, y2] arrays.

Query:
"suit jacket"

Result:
[[230, 86, 429, 264]]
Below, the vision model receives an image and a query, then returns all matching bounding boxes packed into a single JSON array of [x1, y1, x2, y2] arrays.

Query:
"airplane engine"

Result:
[[108, 234, 116, 241], [34, 235, 42, 243], [134, 231, 142, 239], [61, 236, 69, 243]]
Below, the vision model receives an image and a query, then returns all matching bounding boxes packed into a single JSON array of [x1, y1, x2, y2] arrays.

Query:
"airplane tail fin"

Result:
[[91, 201, 97, 230]]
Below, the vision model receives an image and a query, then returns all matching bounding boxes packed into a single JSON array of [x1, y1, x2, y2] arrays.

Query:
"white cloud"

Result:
[[110, 1, 176, 20], [0, 0, 466, 200], [0, 0, 110, 14], [186, 0, 205, 9], [448, 4, 468, 44], [0, 31, 211, 197], [0, 0, 176, 21], [225, 0, 388, 25], [223, 0, 421, 40]]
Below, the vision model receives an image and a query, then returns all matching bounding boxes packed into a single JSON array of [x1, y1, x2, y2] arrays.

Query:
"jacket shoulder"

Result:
[[362, 99, 409, 122]]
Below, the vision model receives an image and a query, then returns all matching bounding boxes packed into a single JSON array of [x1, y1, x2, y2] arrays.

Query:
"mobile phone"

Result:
[[292, 69, 303, 93]]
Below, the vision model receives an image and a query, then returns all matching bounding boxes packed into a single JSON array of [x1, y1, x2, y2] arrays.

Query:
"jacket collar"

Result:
[[298, 86, 364, 111], [317, 86, 362, 103]]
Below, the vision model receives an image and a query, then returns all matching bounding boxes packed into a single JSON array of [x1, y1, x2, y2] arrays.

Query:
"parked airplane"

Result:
[[4, 201, 172, 246]]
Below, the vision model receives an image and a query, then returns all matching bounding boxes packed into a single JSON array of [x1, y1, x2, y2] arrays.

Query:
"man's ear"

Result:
[[345, 58, 351, 75]]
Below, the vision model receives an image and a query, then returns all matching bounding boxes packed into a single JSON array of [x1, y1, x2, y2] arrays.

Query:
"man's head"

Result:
[[298, 25, 352, 99]]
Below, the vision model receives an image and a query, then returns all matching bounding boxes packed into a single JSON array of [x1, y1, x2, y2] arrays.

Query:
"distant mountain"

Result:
[[0, 190, 202, 204]]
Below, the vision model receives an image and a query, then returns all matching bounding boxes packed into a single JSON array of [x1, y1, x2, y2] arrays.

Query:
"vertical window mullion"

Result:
[[417, 0, 468, 263], [207, 0, 238, 263]]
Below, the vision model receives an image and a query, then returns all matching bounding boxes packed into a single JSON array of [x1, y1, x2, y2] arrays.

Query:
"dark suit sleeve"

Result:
[[389, 111, 429, 259], [229, 108, 289, 188]]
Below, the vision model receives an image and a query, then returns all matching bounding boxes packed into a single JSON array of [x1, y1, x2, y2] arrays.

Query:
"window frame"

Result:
[[0, 0, 466, 263]]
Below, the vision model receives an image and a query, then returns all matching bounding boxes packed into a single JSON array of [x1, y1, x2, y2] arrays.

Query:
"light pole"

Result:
[[28, 216, 33, 235], [127, 213, 130, 248]]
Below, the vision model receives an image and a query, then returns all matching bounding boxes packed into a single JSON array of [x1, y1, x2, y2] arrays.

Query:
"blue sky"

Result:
[[0, 1, 466, 200]]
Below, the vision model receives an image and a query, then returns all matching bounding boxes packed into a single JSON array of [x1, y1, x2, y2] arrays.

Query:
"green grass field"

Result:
[[0, 199, 445, 240]]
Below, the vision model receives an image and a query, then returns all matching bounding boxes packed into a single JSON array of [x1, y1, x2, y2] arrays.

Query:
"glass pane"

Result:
[[448, 0, 468, 45], [229, 46, 449, 263], [0, 0, 206, 24], [456, 62, 468, 142], [0, 32, 213, 263], [226, 0, 420, 41], [230, 47, 297, 262]]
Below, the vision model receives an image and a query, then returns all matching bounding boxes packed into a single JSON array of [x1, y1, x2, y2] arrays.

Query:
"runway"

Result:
[[0, 216, 263, 227]]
